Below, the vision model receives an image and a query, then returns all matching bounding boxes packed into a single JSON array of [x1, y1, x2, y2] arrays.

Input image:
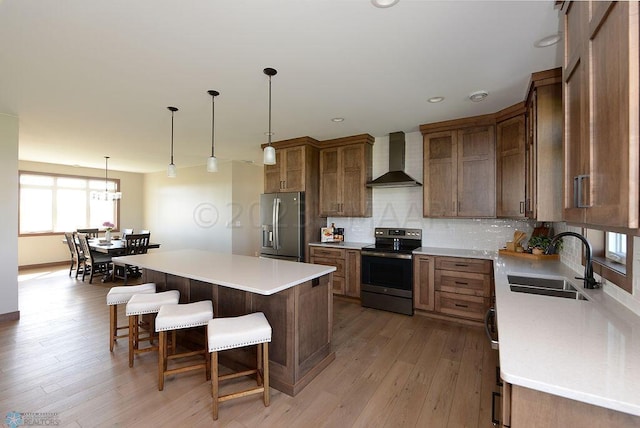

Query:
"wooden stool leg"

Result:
[[256, 343, 263, 386], [205, 327, 211, 381], [158, 331, 166, 391], [263, 342, 270, 407], [211, 351, 219, 420], [171, 330, 176, 354], [128, 314, 136, 368], [110, 305, 117, 352]]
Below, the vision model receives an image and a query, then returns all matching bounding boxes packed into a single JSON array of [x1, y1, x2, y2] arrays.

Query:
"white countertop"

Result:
[[113, 249, 336, 296], [309, 241, 371, 250], [417, 246, 640, 416]]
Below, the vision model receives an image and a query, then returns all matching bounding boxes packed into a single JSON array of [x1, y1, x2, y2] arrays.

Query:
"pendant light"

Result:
[[167, 106, 178, 178], [263, 67, 277, 165], [91, 156, 122, 201], [207, 90, 220, 172]]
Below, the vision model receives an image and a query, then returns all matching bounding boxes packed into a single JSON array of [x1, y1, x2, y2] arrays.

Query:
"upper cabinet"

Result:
[[496, 104, 526, 218], [421, 116, 496, 218], [319, 134, 373, 217], [262, 137, 319, 194], [563, 1, 639, 228]]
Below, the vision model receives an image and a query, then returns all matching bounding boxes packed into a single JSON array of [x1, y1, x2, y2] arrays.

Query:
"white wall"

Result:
[[328, 131, 535, 248], [231, 161, 264, 256], [143, 160, 263, 256], [17, 161, 144, 266], [0, 114, 19, 318]]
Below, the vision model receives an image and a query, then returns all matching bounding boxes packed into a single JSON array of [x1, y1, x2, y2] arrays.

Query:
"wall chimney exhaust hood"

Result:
[[367, 131, 422, 187]]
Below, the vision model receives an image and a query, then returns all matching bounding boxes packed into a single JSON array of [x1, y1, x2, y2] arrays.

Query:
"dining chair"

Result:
[[77, 233, 113, 283], [77, 228, 99, 238], [64, 231, 85, 278], [112, 233, 150, 283]]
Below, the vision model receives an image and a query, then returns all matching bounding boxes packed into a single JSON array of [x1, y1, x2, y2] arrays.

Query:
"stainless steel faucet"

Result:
[[545, 231, 600, 289]]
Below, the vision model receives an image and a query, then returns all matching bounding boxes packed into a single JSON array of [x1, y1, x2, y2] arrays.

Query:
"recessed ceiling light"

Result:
[[428, 96, 445, 103], [534, 33, 561, 48], [469, 90, 489, 102], [371, 0, 399, 8], [331, 117, 345, 122]]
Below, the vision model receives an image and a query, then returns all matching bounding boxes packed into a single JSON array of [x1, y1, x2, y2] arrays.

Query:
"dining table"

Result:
[[89, 238, 161, 255]]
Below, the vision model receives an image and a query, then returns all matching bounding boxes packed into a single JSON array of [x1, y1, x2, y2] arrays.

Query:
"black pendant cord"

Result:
[[208, 90, 219, 157], [104, 156, 109, 192], [167, 106, 178, 164], [263, 68, 277, 146]]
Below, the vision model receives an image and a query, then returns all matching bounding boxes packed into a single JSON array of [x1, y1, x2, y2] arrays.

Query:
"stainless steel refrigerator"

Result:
[[260, 192, 305, 262]]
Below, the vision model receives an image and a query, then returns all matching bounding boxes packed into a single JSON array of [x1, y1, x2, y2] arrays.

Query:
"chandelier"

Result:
[[91, 156, 122, 201]]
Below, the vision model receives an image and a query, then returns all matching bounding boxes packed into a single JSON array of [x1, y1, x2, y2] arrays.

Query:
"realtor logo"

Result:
[[5, 411, 23, 428]]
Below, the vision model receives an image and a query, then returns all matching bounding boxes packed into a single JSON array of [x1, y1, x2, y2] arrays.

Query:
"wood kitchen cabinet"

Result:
[[309, 246, 361, 298], [413, 254, 435, 311], [525, 69, 563, 221], [505, 383, 640, 427], [496, 105, 526, 218], [562, 1, 639, 228], [262, 137, 319, 193], [434, 256, 492, 322], [413, 254, 493, 324], [421, 117, 496, 218], [319, 134, 373, 218]]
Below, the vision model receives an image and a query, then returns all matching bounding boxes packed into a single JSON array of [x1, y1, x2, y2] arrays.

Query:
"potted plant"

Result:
[[527, 236, 562, 255]]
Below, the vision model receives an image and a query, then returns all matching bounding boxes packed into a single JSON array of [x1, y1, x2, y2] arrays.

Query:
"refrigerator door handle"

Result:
[[273, 197, 280, 249]]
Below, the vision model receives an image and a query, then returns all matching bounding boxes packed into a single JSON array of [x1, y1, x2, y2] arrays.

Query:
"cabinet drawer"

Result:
[[436, 257, 493, 274], [435, 291, 488, 321], [309, 247, 346, 259], [435, 270, 491, 297], [311, 257, 345, 277]]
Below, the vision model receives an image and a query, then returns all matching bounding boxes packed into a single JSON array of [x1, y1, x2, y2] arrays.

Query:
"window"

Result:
[[606, 232, 627, 265], [19, 171, 120, 235]]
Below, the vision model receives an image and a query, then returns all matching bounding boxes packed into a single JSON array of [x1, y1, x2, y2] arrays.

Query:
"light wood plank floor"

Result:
[[0, 267, 499, 427]]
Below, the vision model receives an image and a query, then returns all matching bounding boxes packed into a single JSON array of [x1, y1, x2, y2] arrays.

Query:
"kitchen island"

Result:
[[112, 249, 336, 396]]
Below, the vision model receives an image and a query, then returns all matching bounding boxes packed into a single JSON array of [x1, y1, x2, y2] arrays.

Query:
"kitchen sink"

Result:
[[508, 275, 589, 301]]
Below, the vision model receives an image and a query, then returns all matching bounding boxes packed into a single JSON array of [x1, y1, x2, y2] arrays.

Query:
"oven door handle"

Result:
[[362, 251, 413, 260]]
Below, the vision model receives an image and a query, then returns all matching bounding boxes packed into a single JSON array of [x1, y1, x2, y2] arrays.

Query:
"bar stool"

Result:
[[207, 312, 272, 420], [155, 300, 214, 391], [106, 283, 156, 352], [125, 290, 180, 368]]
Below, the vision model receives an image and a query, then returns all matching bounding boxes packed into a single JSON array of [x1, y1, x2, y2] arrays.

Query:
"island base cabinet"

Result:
[[143, 269, 335, 397], [509, 385, 640, 427]]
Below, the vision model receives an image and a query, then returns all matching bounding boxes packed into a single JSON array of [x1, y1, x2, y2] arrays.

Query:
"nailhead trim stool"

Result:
[[106, 283, 156, 352], [155, 300, 214, 391], [125, 290, 180, 368], [208, 312, 272, 420]]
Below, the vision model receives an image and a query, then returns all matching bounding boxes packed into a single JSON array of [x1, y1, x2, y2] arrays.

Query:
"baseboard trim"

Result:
[[0, 311, 20, 323], [19, 261, 68, 271]]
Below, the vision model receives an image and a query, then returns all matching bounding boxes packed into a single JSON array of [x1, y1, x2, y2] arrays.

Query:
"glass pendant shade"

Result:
[[167, 163, 177, 178], [263, 145, 276, 165], [207, 156, 218, 172]]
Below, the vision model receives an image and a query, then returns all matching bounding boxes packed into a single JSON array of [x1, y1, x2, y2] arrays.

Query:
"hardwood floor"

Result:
[[0, 267, 498, 427]]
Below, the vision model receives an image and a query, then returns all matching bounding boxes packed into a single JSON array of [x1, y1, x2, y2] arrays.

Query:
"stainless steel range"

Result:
[[360, 227, 422, 315]]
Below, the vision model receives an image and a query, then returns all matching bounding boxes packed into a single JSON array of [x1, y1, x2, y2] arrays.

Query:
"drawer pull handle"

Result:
[[454, 263, 468, 267], [454, 303, 469, 308], [455, 281, 468, 285]]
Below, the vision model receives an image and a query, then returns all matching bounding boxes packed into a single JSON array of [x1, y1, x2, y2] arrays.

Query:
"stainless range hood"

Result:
[[367, 131, 422, 187]]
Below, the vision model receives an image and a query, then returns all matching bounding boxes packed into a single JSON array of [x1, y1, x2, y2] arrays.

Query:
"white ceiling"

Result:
[[0, 0, 562, 173]]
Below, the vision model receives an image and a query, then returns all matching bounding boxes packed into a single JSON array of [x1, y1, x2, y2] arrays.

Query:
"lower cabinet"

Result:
[[309, 246, 360, 298], [505, 383, 640, 427], [414, 254, 493, 323]]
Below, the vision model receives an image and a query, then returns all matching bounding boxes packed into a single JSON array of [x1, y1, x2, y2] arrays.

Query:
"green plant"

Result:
[[527, 236, 563, 253]]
